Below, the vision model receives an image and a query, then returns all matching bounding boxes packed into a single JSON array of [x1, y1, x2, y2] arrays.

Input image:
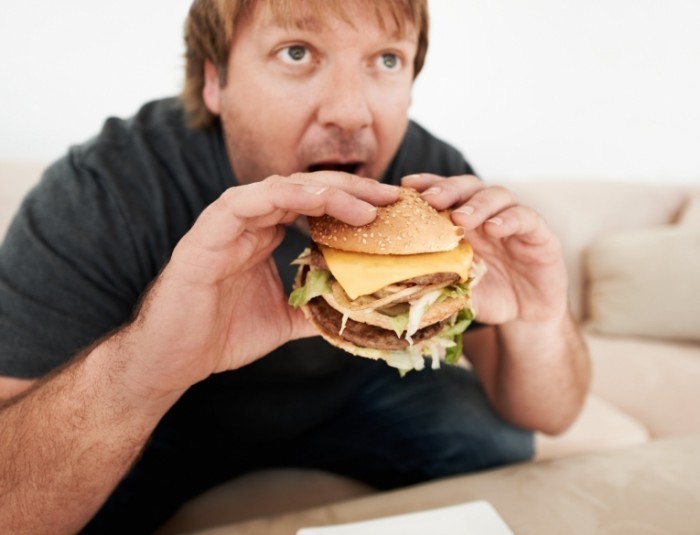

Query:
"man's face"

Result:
[[203, 2, 419, 184]]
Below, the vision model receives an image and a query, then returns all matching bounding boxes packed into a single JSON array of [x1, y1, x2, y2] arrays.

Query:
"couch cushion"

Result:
[[157, 469, 376, 535], [586, 332, 700, 437], [504, 180, 693, 321], [585, 222, 700, 343], [680, 194, 700, 225], [0, 161, 47, 241], [195, 435, 700, 535], [534, 394, 649, 460]]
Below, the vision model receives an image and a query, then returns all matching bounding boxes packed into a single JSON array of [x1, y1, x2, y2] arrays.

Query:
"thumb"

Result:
[[288, 307, 319, 340]]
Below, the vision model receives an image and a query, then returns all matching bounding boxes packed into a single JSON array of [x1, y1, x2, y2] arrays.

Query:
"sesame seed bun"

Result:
[[308, 187, 464, 255]]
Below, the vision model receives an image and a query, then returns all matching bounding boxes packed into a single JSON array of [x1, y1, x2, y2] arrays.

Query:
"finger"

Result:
[[246, 173, 399, 229], [402, 173, 486, 211], [479, 205, 554, 247], [401, 172, 446, 190], [450, 185, 519, 231], [288, 307, 319, 340], [251, 177, 395, 224], [233, 174, 399, 223], [285, 171, 399, 206], [189, 177, 397, 252]]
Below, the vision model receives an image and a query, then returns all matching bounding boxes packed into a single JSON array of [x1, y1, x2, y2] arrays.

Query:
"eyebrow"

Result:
[[290, 17, 325, 32], [266, 18, 413, 45], [267, 15, 324, 32], [264, 7, 414, 42]]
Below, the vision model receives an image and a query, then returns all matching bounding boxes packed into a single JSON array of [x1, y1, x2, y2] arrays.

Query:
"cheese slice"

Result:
[[319, 241, 474, 300]]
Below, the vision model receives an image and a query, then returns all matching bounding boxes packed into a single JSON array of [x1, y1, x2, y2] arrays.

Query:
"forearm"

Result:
[[467, 310, 591, 435], [0, 331, 183, 534]]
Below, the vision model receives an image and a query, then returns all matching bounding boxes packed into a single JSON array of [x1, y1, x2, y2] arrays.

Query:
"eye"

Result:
[[378, 52, 402, 71], [277, 44, 311, 65]]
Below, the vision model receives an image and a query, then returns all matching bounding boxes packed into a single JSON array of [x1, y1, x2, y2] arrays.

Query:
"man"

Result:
[[0, 0, 590, 532]]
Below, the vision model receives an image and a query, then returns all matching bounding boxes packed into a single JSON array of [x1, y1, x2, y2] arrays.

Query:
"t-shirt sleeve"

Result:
[[0, 152, 149, 378]]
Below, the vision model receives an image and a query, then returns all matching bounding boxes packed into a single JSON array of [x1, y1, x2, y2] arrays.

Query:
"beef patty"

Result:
[[308, 297, 444, 350]]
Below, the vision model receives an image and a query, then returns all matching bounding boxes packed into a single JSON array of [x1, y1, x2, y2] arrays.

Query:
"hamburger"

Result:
[[289, 187, 482, 373]]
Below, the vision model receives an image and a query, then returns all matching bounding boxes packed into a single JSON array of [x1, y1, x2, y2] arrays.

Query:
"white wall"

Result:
[[411, 1, 700, 182], [0, 0, 192, 162], [1, 1, 699, 183]]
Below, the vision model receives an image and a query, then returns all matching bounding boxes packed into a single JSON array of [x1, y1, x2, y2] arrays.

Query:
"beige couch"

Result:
[[2, 162, 700, 533]]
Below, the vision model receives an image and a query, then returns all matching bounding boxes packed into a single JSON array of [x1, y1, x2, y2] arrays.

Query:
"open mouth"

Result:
[[307, 162, 363, 175]]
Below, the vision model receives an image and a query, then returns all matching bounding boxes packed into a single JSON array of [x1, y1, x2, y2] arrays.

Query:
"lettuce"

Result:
[[386, 347, 425, 374], [444, 334, 463, 365], [288, 269, 332, 307], [443, 308, 474, 364], [438, 281, 472, 302], [389, 313, 410, 338], [405, 290, 442, 343]]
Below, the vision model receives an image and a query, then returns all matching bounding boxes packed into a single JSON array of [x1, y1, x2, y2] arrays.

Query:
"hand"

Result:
[[403, 174, 568, 326], [123, 173, 399, 394]]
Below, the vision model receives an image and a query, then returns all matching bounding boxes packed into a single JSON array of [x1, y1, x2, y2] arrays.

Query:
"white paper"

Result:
[[296, 500, 514, 535]]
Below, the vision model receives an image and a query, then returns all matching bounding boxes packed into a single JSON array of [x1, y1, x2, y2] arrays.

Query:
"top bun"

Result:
[[309, 187, 464, 255]]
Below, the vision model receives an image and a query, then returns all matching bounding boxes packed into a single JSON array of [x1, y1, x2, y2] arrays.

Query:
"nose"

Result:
[[316, 65, 373, 132]]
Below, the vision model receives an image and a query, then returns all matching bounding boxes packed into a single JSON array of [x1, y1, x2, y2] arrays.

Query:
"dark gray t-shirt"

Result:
[[0, 97, 474, 380]]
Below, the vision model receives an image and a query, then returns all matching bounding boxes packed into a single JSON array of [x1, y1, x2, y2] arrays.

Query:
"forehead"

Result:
[[245, 0, 418, 39]]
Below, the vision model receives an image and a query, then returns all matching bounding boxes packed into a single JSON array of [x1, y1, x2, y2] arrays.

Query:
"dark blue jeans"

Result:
[[85, 356, 533, 533], [293, 363, 534, 488]]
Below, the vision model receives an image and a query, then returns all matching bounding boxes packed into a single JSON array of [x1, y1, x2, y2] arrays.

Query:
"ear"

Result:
[[202, 60, 222, 115]]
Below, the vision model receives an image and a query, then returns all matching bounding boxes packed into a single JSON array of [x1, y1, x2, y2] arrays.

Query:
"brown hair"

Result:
[[182, 0, 429, 129]]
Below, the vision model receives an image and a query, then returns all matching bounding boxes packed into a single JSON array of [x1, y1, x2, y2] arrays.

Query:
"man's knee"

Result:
[[421, 417, 534, 478]]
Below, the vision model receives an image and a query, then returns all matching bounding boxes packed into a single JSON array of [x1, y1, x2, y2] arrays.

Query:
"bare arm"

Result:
[[0, 173, 399, 533], [0, 334, 182, 534], [462, 313, 590, 435]]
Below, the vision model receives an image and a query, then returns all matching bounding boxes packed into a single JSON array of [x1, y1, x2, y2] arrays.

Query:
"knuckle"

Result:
[[491, 184, 517, 200], [262, 174, 285, 187], [473, 185, 518, 210], [341, 172, 364, 187], [286, 172, 306, 182], [468, 189, 489, 206], [450, 174, 481, 187], [444, 175, 466, 186], [220, 186, 239, 205], [262, 174, 294, 196]]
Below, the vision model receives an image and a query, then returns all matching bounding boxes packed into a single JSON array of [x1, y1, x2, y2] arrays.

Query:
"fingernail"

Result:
[[379, 183, 397, 193], [402, 174, 421, 181], [487, 217, 503, 226], [422, 186, 441, 196], [454, 205, 475, 216], [364, 203, 378, 213], [302, 185, 328, 195]]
